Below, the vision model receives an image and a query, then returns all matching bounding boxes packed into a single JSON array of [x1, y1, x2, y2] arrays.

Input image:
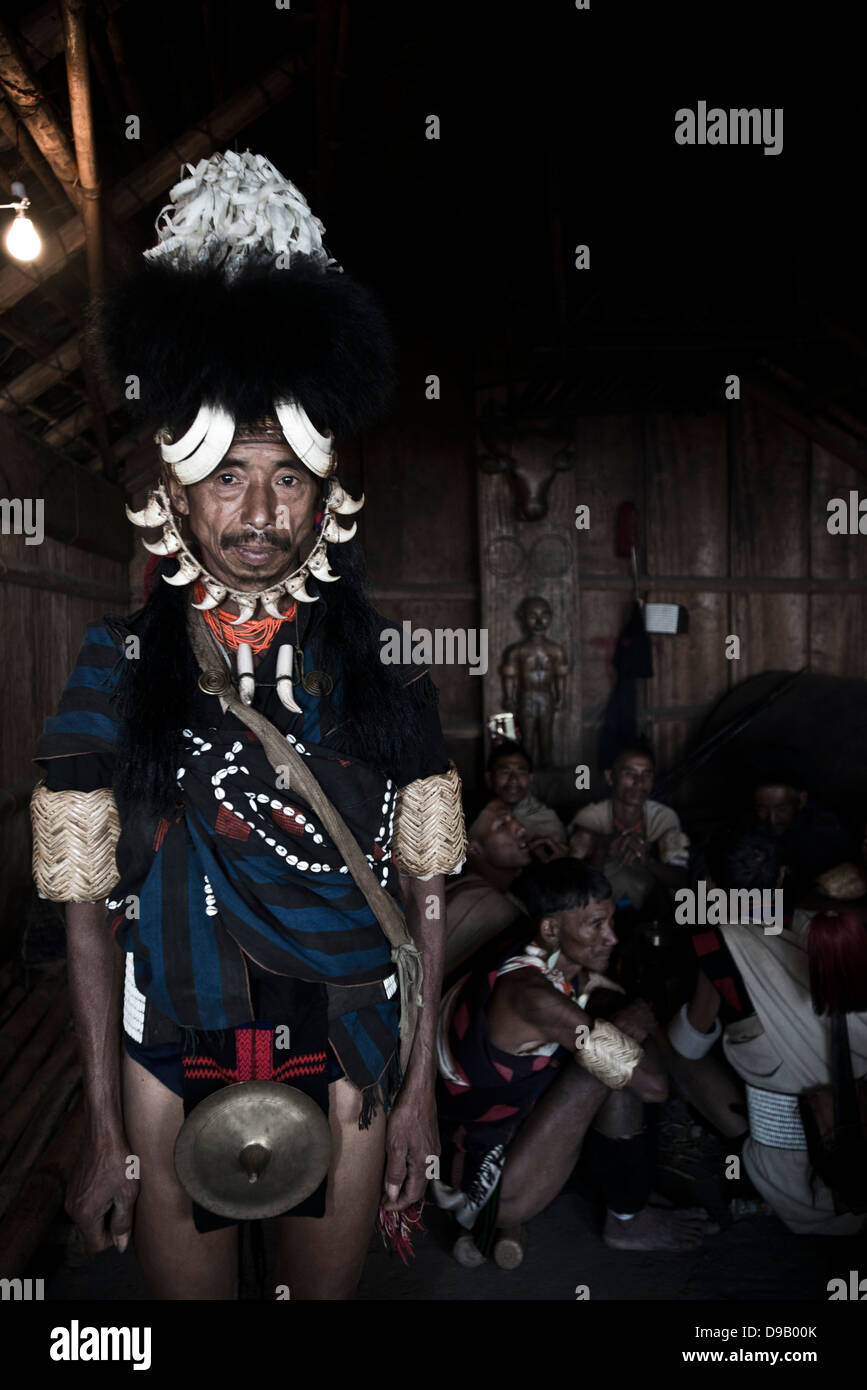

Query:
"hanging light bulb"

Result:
[[5, 207, 41, 262], [2, 184, 41, 263]]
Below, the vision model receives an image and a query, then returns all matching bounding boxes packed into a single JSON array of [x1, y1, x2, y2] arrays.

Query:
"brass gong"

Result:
[[174, 1081, 333, 1220]]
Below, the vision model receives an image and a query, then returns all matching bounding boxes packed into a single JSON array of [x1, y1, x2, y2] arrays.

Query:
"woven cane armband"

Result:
[[30, 782, 121, 902], [577, 1020, 643, 1089], [392, 761, 467, 879]]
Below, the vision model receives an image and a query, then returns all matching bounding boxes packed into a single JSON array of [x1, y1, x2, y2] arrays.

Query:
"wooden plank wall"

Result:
[[364, 353, 480, 791], [577, 402, 867, 806], [469, 394, 867, 808], [0, 469, 130, 791]]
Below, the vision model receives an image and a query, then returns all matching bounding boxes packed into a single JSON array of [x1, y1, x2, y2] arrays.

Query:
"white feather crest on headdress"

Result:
[[143, 150, 341, 278]]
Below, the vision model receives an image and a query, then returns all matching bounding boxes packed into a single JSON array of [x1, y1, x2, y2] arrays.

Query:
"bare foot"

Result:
[[603, 1205, 719, 1251]]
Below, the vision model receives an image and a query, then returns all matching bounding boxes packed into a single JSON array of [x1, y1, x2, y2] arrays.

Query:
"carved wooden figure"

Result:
[[501, 596, 569, 767]]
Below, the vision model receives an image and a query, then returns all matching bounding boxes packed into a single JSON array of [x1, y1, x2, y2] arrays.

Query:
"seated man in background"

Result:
[[434, 859, 717, 1266], [567, 741, 689, 914], [444, 799, 531, 973], [668, 826, 867, 1235], [750, 769, 850, 904], [486, 739, 567, 853]]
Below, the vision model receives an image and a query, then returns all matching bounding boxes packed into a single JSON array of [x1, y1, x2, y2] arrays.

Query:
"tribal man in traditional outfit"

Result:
[[434, 859, 718, 1265], [30, 152, 466, 1299], [670, 829, 867, 1236]]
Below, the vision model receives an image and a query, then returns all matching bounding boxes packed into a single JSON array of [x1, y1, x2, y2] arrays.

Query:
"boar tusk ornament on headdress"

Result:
[[94, 149, 392, 710]]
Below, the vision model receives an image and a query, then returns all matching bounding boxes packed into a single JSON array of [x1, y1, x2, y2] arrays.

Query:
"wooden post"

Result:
[[0, 18, 82, 211]]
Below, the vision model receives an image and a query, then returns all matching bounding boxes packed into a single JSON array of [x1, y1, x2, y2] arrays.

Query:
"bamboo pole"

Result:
[[60, 0, 101, 294], [0, 18, 82, 212], [60, 0, 115, 477], [0, 96, 69, 209]]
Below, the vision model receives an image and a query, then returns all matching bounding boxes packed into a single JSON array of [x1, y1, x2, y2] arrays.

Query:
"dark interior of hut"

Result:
[[0, 0, 865, 1347]]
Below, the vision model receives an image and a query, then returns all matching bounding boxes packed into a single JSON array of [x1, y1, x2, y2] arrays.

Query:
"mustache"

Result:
[[222, 530, 293, 552]]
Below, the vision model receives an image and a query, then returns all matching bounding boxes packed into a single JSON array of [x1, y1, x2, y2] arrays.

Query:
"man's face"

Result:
[[553, 895, 617, 973], [755, 785, 803, 836], [488, 754, 531, 808], [606, 753, 654, 809], [471, 798, 531, 870], [166, 442, 321, 591]]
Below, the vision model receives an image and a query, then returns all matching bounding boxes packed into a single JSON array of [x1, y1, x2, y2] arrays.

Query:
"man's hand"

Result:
[[611, 829, 646, 864], [381, 1082, 439, 1213], [613, 999, 656, 1044], [568, 828, 594, 860], [65, 1125, 139, 1254], [530, 835, 567, 863]]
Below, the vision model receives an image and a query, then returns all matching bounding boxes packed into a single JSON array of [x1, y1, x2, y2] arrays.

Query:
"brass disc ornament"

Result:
[[198, 668, 231, 696], [174, 1081, 333, 1220], [300, 669, 334, 697]]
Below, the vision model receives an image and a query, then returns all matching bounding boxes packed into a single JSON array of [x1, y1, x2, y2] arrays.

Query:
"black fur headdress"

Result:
[[91, 254, 395, 438], [88, 151, 394, 437]]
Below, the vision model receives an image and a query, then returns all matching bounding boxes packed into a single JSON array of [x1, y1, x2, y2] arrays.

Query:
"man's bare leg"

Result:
[[496, 1062, 608, 1225], [594, 1087, 717, 1251], [656, 1035, 748, 1138], [273, 1076, 386, 1301], [123, 1052, 238, 1299]]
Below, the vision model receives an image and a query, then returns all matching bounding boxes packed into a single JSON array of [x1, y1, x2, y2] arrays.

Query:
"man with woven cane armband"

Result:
[[30, 152, 466, 1299], [433, 859, 718, 1266]]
